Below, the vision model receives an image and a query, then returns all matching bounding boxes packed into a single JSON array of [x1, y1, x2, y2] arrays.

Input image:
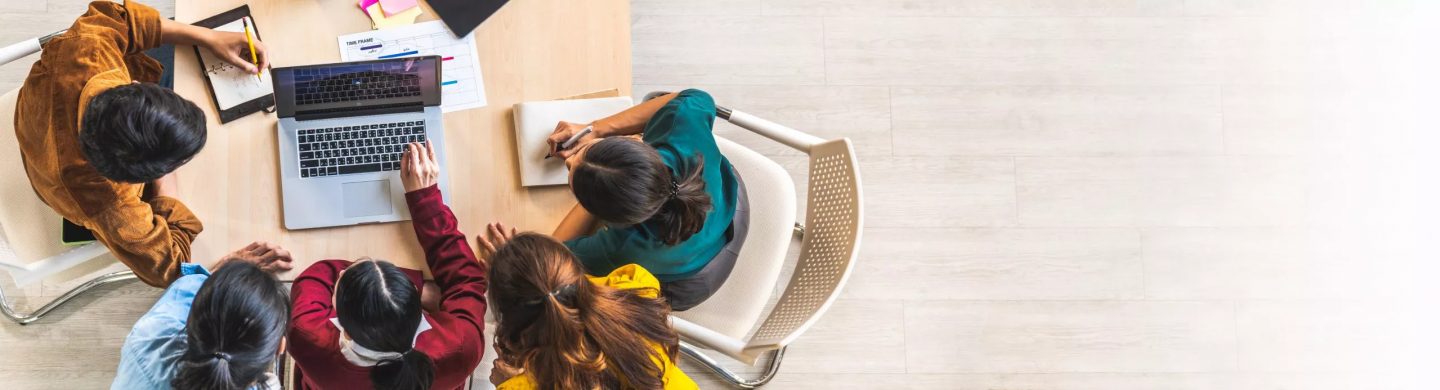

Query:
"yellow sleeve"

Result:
[[655, 344, 699, 389], [586, 264, 662, 298], [496, 374, 536, 390]]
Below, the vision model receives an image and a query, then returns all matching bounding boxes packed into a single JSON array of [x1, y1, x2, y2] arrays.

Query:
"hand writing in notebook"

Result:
[[202, 30, 269, 75], [547, 120, 598, 159], [160, 18, 270, 74]]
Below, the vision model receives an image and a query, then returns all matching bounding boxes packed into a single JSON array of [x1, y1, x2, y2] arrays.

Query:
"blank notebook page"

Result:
[[512, 96, 634, 187]]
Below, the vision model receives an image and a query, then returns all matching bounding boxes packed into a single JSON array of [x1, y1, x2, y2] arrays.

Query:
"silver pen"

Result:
[[548, 125, 593, 159]]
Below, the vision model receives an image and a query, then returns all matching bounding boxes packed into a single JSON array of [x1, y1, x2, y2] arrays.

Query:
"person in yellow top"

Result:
[[477, 224, 697, 389]]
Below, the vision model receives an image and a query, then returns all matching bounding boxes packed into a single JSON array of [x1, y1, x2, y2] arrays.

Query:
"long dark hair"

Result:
[[335, 259, 435, 390], [571, 138, 711, 245], [173, 261, 290, 390], [489, 233, 679, 389]]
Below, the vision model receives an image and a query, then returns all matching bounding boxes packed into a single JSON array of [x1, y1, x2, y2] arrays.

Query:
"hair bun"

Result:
[[212, 352, 232, 361]]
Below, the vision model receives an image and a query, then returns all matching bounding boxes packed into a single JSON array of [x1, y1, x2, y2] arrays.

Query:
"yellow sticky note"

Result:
[[365, 3, 422, 29]]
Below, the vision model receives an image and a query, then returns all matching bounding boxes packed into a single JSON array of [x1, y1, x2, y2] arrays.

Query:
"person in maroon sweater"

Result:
[[287, 141, 486, 390]]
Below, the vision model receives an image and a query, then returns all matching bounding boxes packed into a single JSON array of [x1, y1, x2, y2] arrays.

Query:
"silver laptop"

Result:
[[271, 56, 449, 230]]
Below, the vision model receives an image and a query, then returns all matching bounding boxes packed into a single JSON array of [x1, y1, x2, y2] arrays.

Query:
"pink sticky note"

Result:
[[378, 0, 419, 16], [358, 0, 379, 10]]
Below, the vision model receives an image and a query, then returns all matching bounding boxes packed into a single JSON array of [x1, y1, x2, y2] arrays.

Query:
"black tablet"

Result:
[[61, 218, 96, 245], [192, 5, 275, 124]]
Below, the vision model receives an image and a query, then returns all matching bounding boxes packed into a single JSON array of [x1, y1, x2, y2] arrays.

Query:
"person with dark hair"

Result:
[[113, 242, 294, 390], [476, 227, 697, 389], [13, 0, 271, 287], [546, 89, 748, 311], [288, 142, 487, 390]]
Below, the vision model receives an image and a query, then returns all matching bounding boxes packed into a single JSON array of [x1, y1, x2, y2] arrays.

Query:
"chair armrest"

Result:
[[671, 316, 752, 362], [641, 90, 825, 152], [725, 110, 826, 153], [0, 38, 41, 67]]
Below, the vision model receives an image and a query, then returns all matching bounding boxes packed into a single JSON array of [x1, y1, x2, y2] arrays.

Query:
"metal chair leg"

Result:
[[679, 341, 785, 389], [0, 270, 137, 325]]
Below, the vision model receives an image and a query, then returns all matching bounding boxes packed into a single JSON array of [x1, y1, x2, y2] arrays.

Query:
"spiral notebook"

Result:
[[192, 5, 275, 124]]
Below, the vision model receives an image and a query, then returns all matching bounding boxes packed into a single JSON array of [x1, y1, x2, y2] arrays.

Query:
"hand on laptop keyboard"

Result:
[[401, 141, 440, 193]]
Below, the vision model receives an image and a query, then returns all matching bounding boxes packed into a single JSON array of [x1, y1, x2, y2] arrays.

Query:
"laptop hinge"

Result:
[[293, 103, 424, 121]]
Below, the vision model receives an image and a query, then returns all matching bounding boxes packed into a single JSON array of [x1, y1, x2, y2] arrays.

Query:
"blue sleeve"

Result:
[[564, 229, 622, 276], [114, 265, 209, 388], [129, 270, 207, 340]]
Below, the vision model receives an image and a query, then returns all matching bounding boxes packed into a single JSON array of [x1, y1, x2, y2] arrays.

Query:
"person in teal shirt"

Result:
[[544, 89, 746, 311]]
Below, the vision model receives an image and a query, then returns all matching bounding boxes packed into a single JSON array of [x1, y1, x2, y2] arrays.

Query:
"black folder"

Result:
[[428, 0, 510, 37]]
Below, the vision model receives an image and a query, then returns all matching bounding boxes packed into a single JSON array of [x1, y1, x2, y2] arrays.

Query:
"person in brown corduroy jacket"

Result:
[[14, 1, 271, 287]]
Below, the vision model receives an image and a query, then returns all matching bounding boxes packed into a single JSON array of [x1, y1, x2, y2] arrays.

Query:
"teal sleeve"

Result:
[[642, 89, 719, 160], [564, 230, 621, 276]]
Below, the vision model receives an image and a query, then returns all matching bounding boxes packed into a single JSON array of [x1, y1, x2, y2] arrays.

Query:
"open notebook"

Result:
[[512, 95, 633, 186]]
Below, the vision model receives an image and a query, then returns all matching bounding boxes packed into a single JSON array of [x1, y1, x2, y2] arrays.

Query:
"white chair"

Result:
[[645, 92, 864, 388], [0, 32, 137, 325]]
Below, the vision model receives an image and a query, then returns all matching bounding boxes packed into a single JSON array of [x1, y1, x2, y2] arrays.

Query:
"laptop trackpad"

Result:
[[342, 180, 393, 218]]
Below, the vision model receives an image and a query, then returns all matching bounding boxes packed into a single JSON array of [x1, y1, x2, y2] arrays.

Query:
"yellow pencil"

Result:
[[242, 17, 261, 81]]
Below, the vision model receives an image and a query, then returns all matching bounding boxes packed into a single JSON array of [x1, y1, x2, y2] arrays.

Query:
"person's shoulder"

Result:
[[41, 33, 123, 69], [673, 89, 714, 105], [588, 264, 662, 296], [168, 272, 209, 293], [497, 373, 538, 390], [666, 89, 716, 118]]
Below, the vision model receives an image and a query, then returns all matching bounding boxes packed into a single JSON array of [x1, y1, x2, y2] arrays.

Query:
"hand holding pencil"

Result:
[[197, 19, 270, 77], [242, 17, 261, 81]]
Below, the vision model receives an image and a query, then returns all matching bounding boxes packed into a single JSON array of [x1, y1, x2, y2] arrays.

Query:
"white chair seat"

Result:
[[672, 136, 796, 340]]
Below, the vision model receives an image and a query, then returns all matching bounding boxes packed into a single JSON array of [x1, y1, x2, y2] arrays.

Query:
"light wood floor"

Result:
[[3, 0, 1437, 389]]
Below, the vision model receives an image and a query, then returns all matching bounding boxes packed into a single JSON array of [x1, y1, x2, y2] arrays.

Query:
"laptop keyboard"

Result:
[[292, 63, 423, 106], [296, 121, 427, 178]]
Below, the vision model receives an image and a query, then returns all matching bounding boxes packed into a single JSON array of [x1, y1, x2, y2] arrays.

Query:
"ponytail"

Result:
[[490, 234, 680, 389], [572, 138, 712, 245], [173, 261, 290, 390], [370, 350, 436, 390], [173, 353, 236, 389], [655, 154, 710, 245]]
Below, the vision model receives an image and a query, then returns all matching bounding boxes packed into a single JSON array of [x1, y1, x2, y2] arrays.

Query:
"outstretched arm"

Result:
[[551, 203, 598, 242], [401, 142, 488, 331], [546, 92, 681, 158], [159, 16, 269, 74]]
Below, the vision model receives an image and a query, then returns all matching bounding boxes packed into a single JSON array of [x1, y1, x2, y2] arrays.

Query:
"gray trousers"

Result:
[[660, 170, 749, 311]]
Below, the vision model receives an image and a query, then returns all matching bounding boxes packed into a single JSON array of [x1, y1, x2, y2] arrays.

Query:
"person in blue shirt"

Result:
[[544, 89, 747, 311], [113, 242, 293, 390]]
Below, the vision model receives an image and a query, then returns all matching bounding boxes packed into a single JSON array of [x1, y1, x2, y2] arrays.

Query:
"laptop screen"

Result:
[[272, 56, 441, 117]]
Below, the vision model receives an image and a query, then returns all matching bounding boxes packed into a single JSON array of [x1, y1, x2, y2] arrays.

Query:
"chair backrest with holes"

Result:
[[744, 138, 862, 351]]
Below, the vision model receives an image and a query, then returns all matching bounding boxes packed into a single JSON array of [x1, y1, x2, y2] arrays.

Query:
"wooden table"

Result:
[[173, 0, 631, 279]]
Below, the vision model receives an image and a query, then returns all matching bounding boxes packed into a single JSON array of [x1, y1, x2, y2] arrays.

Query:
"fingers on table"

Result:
[[488, 223, 503, 241], [247, 241, 274, 255], [478, 233, 496, 254]]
